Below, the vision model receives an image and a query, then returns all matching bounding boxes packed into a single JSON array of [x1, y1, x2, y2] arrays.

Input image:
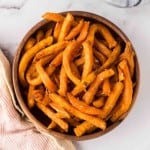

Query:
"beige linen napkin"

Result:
[[0, 49, 75, 150]]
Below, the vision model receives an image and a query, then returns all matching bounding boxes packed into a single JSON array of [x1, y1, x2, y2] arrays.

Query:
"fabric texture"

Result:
[[0, 49, 75, 150]]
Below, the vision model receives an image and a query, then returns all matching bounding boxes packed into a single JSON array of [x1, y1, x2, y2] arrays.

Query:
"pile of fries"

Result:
[[18, 12, 136, 137]]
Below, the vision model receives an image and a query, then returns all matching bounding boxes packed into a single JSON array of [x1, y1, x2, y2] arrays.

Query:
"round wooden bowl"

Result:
[[12, 11, 140, 141]]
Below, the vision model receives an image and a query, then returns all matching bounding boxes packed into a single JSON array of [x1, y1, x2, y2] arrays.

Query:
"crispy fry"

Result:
[[24, 37, 36, 51], [19, 36, 53, 86], [86, 23, 117, 48], [77, 21, 90, 42], [70, 62, 80, 79], [53, 22, 62, 40], [49, 101, 70, 118], [93, 49, 106, 65], [49, 93, 106, 130], [101, 82, 124, 119], [71, 72, 96, 96], [36, 30, 45, 42], [58, 13, 74, 41], [36, 103, 68, 131], [119, 42, 135, 77], [67, 93, 104, 116], [36, 60, 57, 92], [111, 60, 133, 122], [81, 41, 94, 79], [74, 57, 84, 66], [65, 19, 84, 40], [63, 41, 81, 85], [94, 38, 112, 57], [74, 121, 96, 137], [58, 66, 68, 97], [97, 23, 117, 49], [83, 69, 115, 104], [42, 12, 64, 22], [34, 41, 68, 61], [97, 43, 121, 73], [93, 97, 105, 108], [101, 78, 111, 96]]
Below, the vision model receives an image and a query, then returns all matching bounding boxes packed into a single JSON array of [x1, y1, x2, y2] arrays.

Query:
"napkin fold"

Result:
[[0, 49, 75, 150]]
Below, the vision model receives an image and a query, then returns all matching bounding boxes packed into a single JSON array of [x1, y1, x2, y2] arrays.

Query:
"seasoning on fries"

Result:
[[18, 12, 136, 137]]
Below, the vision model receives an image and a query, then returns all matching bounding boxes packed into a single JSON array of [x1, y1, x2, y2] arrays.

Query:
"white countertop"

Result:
[[0, 0, 150, 150]]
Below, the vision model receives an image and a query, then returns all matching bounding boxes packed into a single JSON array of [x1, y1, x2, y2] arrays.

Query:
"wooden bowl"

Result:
[[12, 11, 140, 141]]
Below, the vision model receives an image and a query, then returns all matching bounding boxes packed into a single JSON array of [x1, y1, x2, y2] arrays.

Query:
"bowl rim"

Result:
[[12, 11, 140, 141]]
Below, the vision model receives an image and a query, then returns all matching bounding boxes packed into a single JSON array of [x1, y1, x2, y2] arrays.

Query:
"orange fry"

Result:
[[97, 43, 121, 73], [74, 121, 96, 137], [58, 13, 74, 41], [101, 78, 111, 96], [24, 37, 36, 51], [71, 72, 96, 96], [36, 60, 57, 92], [42, 12, 64, 22], [65, 19, 84, 40], [58, 66, 68, 97], [19, 36, 53, 86], [81, 41, 94, 79], [111, 60, 133, 122], [93, 97, 105, 108], [67, 93, 104, 116], [49, 93, 106, 130], [36, 30, 45, 42], [77, 21, 90, 42], [36, 103, 68, 132], [94, 38, 112, 57], [83, 69, 115, 104], [63, 41, 81, 85], [34, 41, 68, 61]]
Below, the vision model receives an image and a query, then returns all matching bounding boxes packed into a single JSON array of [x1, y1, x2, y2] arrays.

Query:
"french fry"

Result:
[[19, 36, 53, 86], [97, 43, 121, 73], [101, 82, 124, 119], [67, 93, 104, 116], [93, 49, 106, 64], [86, 23, 117, 48], [93, 97, 105, 108], [36, 30, 45, 42], [74, 57, 84, 66], [101, 78, 111, 96], [71, 72, 96, 96], [119, 42, 135, 77], [45, 28, 53, 37], [83, 69, 115, 104], [77, 21, 90, 42], [36, 60, 57, 92], [36, 102, 68, 132], [49, 93, 106, 130], [65, 19, 84, 40], [24, 37, 36, 51], [71, 62, 81, 79], [58, 13, 74, 41], [74, 121, 96, 137], [34, 41, 68, 61], [81, 41, 94, 79], [58, 66, 68, 97], [111, 60, 133, 122], [94, 38, 112, 57], [42, 12, 64, 22], [53, 22, 63, 40], [49, 101, 70, 118], [63, 41, 81, 85]]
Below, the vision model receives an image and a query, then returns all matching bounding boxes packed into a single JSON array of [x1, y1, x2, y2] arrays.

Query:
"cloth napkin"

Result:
[[0, 49, 75, 150]]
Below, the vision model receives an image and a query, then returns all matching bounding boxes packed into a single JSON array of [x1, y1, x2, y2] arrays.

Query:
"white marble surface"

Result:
[[0, 0, 150, 150]]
